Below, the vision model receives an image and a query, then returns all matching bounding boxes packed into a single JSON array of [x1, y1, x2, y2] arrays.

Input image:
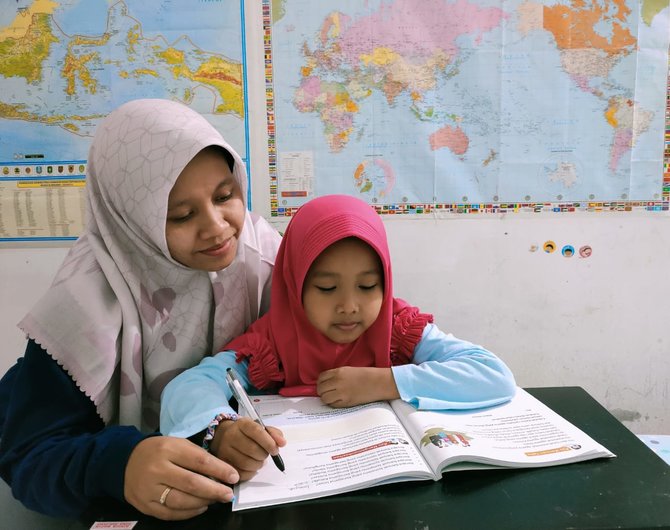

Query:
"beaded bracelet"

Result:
[[202, 412, 239, 452]]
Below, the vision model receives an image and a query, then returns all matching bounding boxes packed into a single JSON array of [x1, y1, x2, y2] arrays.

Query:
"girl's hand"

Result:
[[209, 417, 286, 481], [316, 366, 400, 407], [124, 436, 239, 521]]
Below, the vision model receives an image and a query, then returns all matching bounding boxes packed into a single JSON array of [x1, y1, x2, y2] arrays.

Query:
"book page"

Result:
[[233, 396, 433, 510], [391, 388, 615, 473]]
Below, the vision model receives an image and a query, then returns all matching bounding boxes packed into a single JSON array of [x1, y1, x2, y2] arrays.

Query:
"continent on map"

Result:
[[521, 0, 636, 96], [354, 158, 395, 197], [429, 125, 469, 155], [518, 0, 653, 176], [293, 0, 507, 153], [605, 95, 653, 172], [548, 162, 578, 188]]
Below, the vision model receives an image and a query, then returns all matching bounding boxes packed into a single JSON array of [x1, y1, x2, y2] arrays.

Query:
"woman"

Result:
[[0, 99, 281, 520]]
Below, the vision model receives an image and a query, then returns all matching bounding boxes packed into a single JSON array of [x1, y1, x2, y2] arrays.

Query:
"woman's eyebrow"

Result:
[[215, 176, 235, 190], [167, 200, 187, 212]]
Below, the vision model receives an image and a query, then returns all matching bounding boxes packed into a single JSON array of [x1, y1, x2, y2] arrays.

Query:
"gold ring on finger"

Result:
[[159, 486, 173, 506]]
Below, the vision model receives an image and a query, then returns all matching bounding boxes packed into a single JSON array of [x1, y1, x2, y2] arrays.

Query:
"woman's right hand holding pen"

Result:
[[210, 418, 286, 480]]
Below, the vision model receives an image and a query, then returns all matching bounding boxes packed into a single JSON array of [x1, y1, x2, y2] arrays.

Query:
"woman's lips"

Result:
[[201, 238, 232, 256]]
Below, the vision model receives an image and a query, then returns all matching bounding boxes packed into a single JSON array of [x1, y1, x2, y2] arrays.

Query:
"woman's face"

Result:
[[165, 147, 245, 271]]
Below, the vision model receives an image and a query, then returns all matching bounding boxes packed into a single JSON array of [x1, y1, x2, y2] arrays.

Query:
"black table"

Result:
[[1, 387, 669, 529]]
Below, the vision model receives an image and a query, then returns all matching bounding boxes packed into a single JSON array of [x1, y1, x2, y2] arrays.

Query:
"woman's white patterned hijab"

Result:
[[19, 99, 279, 431]]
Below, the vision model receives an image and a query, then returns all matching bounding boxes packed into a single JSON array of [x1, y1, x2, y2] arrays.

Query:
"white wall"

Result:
[[2, 212, 669, 434], [384, 213, 670, 436]]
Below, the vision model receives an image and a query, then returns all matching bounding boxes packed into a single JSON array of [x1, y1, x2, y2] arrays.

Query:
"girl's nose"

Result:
[[337, 292, 359, 314]]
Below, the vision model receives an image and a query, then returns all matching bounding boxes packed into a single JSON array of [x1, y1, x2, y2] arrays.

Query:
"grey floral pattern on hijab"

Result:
[[19, 99, 280, 431]]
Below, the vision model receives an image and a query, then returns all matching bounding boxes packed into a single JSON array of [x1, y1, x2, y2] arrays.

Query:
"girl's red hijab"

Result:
[[226, 194, 429, 396]]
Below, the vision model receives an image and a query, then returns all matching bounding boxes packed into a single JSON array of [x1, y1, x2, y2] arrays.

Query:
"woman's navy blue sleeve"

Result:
[[0, 340, 150, 518]]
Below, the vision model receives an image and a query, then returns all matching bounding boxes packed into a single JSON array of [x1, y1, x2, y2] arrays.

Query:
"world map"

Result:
[[268, 0, 670, 212], [0, 0, 247, 165], [0, 0, 668, 235]]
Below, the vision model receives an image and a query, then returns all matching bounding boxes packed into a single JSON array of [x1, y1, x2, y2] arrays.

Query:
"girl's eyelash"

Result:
[[315, 284, 378, 292]]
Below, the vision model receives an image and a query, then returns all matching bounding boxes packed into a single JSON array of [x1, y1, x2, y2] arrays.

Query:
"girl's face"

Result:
[[166, 147, 245, 271], [302, 237, 384, 344]]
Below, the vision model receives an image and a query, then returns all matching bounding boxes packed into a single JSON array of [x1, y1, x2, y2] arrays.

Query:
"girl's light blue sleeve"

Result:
[[392, 323, 516, 410], [159, 351, 251, 438]]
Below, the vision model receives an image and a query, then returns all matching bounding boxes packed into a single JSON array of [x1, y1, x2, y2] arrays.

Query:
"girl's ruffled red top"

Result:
[[225, 194, 433, 396]]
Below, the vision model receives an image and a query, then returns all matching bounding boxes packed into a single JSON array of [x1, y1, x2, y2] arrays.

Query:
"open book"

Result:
[[232, 387, 615, 511]]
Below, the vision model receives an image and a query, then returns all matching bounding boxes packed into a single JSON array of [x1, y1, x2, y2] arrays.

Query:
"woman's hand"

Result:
[[316, 366, 400, 407], [124, 436, 239, 520], [209, 417, 286, 481]]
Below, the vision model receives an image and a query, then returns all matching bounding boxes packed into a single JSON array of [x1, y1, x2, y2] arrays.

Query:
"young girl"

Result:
[[0, 99, 281, 520], [160, 194, 516, 480]]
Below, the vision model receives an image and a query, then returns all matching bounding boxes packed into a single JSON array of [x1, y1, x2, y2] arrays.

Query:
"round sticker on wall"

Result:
[[543, 241, 556, 253], [579, 245, 592, 258]]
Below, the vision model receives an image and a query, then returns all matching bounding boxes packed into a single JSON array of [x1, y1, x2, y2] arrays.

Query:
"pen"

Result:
[[225, 368, 285, 472]]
